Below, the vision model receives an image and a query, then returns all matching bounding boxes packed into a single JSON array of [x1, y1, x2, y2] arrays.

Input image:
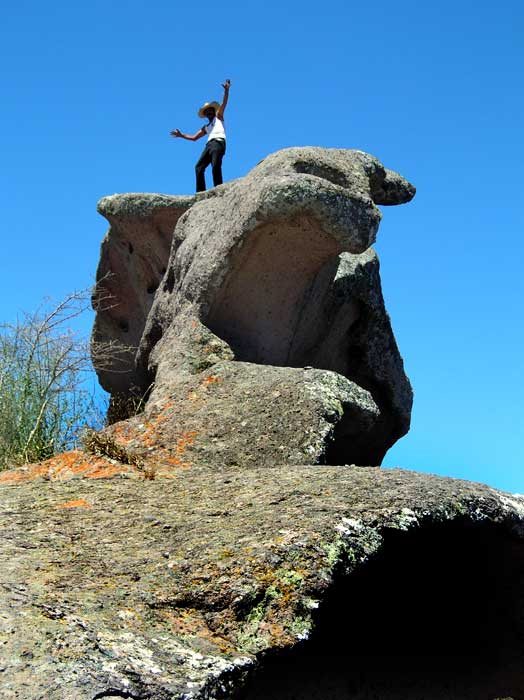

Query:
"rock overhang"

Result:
[[247, 173, 382, 252], [250, 147, 416, 207], [243, 509, 524, 700]]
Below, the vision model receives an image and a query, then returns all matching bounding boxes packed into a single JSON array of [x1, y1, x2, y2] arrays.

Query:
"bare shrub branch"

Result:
[[0, 285, 109, 470]]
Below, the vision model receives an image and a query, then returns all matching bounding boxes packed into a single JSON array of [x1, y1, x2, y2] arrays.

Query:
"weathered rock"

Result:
[[92, 362, 381, 470], [92, 193, 194, 394], [285, 248, 413, 463], [139, 148, 415, 376], [1, 464, 523, 699], [92, 147, 414, 464]]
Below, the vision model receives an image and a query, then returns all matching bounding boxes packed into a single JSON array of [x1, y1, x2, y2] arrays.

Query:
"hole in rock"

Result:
[[242, 520, 524, 700], [145, 320, 163, 351], [117, 319, 129, 333], [164, 267, 175, 293], [127, 242, 134, 255]]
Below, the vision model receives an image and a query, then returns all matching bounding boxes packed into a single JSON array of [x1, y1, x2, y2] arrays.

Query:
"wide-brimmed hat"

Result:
[[197, 101, 220, 118]]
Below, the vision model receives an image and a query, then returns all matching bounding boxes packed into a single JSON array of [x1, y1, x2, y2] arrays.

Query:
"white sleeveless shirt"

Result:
[[205, 116, 226, 142]]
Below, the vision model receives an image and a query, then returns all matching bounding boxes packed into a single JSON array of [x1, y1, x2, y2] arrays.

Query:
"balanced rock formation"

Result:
[[92, 147, 415, 465]]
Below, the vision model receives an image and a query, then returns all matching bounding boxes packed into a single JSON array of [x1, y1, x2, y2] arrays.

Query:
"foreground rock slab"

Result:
[[1, 465, 523, 699]]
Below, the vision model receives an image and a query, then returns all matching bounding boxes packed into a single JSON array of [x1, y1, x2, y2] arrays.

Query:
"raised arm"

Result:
[[216, 79, 231, 120], [170, 127, 206, 141]]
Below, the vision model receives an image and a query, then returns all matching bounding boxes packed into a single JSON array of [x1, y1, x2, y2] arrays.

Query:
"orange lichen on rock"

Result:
[[88, 463, 129, 479], [176, 430, 198, 451], [161, 608, 236, 654], [0, 464, 46, 483], [202, 375, 222, 386], [156, 430, 198, 471], [0, 450, 136, 484], [117, 399, 178, 450], [109, 406, 198, 471], [108, 420, 135, 444], [1, 398, 203, 487], [137, 430, 199, 476], [56, 498, 92, 509]]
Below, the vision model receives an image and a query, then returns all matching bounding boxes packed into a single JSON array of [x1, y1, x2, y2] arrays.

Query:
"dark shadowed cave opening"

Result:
[[240, 520, 524, 700]]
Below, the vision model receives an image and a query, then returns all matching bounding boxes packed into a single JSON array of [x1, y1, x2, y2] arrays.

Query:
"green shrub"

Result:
[[0, 290, 105, 469]]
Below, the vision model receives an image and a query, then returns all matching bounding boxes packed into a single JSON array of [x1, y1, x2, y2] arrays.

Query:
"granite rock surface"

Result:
[[92, 193, 194, 395], [1, 463, 523, 699], [92, 147, 415, 464]]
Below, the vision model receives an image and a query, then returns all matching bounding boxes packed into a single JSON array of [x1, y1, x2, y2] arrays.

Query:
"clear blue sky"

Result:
[[1, 0, 523, 491]]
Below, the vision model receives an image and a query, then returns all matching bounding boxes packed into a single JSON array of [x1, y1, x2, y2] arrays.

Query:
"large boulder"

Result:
[[88, 362, 382, 470], [1, 462, 524, 699], [92, 147, 415, 464]]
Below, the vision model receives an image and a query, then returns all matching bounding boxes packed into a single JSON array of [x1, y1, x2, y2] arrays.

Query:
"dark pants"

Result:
[[195, 139, 226, 192]]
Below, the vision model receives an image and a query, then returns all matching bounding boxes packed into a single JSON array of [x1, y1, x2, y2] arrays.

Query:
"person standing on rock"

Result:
[[170, 80, 231, 193]]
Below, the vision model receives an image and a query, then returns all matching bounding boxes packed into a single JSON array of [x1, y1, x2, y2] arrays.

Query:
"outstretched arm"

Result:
[[216, 79, 231, 120], [170, 127, 206, 141]]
